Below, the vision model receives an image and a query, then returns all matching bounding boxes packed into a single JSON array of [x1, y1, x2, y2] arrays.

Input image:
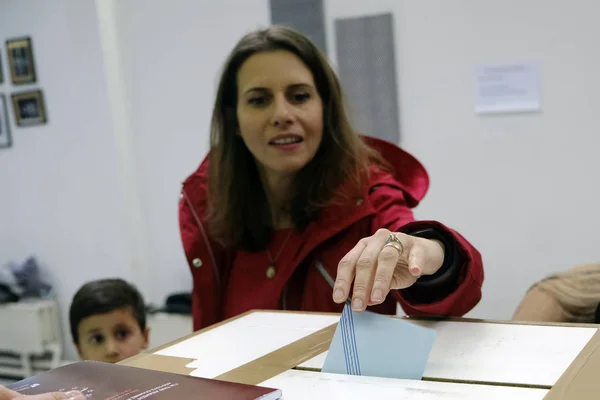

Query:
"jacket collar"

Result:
[[361, 136, 429, 207]]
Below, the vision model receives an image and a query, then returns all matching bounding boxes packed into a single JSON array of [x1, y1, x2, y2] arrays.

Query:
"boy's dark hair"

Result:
[[69, 278, 146, 344]]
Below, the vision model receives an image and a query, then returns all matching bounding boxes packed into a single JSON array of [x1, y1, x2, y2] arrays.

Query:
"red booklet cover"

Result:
[[7, 360, 282, 399]]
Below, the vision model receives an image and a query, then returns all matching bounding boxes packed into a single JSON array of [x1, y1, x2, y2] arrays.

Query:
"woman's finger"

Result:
[[333, 238, 368, 303], [351, 229, 390, 311], [369, 243, 400, 305], [407, 241, 425, 277]]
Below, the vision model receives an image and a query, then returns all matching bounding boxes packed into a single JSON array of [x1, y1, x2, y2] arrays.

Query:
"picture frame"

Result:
[[0, 53, 4, 84], [0, 94, 12, 148], [11, 89, 47, 127], [6, 36, 36, 85]]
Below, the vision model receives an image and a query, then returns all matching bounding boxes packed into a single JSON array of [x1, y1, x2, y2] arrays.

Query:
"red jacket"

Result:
[[179, 137, 484, 331]]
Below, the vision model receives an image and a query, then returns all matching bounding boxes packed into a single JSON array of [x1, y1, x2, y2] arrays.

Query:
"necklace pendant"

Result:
[[266, 264, 276, 279]]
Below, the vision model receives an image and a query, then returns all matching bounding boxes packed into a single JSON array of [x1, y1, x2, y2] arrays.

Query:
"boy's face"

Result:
[[75, 307, 149, 363]]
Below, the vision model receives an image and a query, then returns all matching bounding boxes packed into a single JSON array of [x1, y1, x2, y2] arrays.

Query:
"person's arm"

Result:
[[0, 385, 18, 400], [369, 183, 484, 316], [0, 385, 84, 400], [512, 286, 569, 323]]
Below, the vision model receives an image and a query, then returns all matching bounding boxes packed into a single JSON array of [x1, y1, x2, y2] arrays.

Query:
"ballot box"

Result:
[[119, 310, 600, 399]]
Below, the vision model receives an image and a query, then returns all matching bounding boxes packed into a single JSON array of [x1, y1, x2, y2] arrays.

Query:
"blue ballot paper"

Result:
[[322, 304, 437, 380]]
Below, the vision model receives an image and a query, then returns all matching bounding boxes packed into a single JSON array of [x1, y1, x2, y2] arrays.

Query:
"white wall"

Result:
[[326, 0, 600, 319], [0, 0, 134, 360], [3, 0, 600, 361]]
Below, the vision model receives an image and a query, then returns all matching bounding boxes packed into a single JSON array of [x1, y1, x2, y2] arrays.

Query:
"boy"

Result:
[[69, 279, 150, 363]]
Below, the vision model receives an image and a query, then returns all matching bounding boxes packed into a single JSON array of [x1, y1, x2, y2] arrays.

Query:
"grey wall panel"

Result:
[[335, 13, 400, 143], [270, 0, 327, 54]]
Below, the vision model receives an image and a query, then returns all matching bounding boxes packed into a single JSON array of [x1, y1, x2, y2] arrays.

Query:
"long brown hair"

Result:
[[207, 25, 381, 251]]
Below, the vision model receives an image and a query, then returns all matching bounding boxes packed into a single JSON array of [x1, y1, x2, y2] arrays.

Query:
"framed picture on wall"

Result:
[[11, 90, 47, 127], [6, 37, 36, 85], [0, 53, 4, 84], [0, 94, 12, 148]]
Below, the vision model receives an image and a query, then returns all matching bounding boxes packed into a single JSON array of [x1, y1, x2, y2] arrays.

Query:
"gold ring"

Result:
[[383, 233, 404, 256]]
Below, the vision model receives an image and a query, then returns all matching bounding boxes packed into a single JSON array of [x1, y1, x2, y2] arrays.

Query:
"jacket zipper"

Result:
[[315, 260, 335, 289], [316, 260, 353, 307]]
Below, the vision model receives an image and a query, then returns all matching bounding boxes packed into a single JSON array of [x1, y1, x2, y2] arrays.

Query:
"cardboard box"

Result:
[[119, 311, 600, 399]]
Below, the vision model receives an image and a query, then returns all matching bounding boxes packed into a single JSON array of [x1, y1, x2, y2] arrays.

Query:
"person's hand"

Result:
[[333, 229, 445, 311], [0, 385, 85, 400]]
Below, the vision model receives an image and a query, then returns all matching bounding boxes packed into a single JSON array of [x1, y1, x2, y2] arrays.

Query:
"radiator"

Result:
[[0, 299, 62, 378]]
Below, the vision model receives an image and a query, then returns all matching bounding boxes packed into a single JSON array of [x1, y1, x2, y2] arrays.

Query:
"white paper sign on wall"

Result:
[[474, 63, 540, 114]]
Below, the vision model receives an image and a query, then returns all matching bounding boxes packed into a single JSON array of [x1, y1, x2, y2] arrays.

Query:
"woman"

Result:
[[179, 25, 484, 331], [513, 264, 600, 323]]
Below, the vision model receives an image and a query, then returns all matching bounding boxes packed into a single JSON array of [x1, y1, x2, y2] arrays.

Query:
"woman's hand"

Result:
[[0, 385, 85, 400], [333, 229, 445, 311]]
